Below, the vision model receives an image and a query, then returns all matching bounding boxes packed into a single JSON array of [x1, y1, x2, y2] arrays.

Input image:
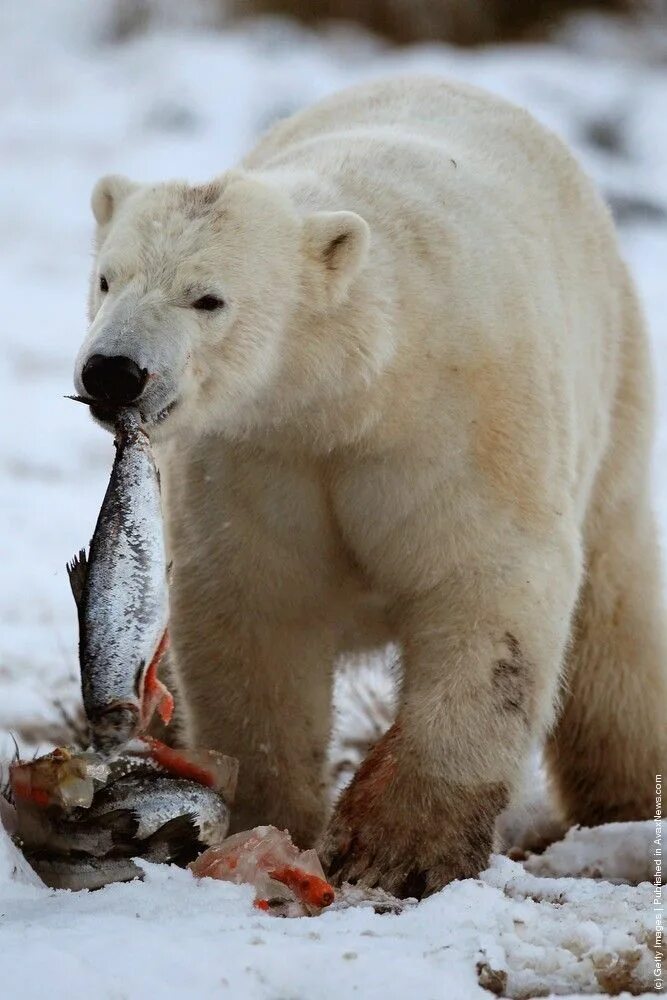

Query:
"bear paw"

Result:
[[319, 722, 506, 899]]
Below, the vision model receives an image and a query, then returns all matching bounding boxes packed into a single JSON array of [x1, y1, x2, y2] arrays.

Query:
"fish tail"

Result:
[[66, 549, 89, 607], [144, 813, 200, 866]]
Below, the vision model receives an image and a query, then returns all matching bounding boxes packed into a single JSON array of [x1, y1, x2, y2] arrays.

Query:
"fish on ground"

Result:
[[8, 742, 238, 889], [29, 856, 145, 891]]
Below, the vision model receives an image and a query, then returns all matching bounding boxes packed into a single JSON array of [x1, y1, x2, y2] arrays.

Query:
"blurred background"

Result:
[[1, 0, 666, 762]]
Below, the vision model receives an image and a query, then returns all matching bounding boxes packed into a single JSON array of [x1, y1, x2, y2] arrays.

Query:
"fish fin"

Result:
[[66, 549, 89, 607], [92, 808, 141, 850], [64, 394, 96, 406], [144, 813, 200, 865], [141, 630, 174, 729]]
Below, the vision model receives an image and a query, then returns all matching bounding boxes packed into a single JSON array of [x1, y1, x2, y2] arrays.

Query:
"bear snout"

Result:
[[81, 354, 149, 406]]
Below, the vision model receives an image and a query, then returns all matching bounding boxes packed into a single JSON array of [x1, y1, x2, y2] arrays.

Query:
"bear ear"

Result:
[[302, 211, 370, 307], [91, 175, 138, 226]]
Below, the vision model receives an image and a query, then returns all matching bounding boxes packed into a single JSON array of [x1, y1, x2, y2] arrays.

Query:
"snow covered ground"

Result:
[[0, 2, 664, 996], [0, 817, 658, 999]]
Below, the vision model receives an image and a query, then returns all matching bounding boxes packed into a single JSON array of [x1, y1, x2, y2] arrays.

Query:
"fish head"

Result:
[[74, 170, 335, 443], [83, 634, 172, 751], [89, 703, 141, 753]]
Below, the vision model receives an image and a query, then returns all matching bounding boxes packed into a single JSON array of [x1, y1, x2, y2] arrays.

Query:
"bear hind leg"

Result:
[[546, 492, 667, 825]]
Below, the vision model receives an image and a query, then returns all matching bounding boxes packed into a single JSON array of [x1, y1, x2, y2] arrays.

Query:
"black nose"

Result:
[[81, 354, 148, 405]]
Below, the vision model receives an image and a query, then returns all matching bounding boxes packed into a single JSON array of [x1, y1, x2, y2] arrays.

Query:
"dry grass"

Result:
[[109, 0, 650, 47], [232, 0, 643, 46]]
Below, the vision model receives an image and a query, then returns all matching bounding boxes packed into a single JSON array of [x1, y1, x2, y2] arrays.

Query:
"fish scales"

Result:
[[89, 775, 230, 845], [15, 772, 231, 889], [31, 856, 144, 891]]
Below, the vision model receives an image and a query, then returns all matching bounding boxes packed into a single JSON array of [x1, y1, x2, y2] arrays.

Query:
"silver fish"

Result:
[[30, 855, 144, 891], [23, 775, 230, 889], [8, 744, 171, 813], [9, 741, 236, 839], [67, 408, 171, 751], [87, 774, 231, 855], [15, 804, 119, 858], [12, 755, 166, 857]]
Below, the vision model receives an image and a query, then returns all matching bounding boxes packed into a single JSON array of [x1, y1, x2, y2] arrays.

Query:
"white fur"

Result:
[[77, 77, 667, 894]]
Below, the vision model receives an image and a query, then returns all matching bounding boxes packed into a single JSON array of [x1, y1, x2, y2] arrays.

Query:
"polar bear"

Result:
[[74, 77, 666, 898]]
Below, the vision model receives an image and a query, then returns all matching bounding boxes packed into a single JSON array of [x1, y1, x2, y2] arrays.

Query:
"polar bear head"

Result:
[[74, 171, 371, 441]]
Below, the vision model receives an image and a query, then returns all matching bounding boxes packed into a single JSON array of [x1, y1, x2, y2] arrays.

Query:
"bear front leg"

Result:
[[174, 612, 338, 848], [320, 539, 581, 897], [165, 441, 346, 849]]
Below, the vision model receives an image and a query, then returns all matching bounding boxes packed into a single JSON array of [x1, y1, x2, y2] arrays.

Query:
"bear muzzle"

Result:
[[81, 354, 148, 406]]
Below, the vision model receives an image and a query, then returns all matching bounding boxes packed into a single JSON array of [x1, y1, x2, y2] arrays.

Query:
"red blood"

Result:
[[156, 689, 174, 726], [254, 899, 270, 911], [11, 781, 51, 808], [145, 737, 216, 788], [268, 865, 335, 909], [142, 630, 174, 726]]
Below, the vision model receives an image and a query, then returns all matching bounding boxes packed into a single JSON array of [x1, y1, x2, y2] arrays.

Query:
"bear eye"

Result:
[[192, 294, 225, 312], [99, 275, 109, 293]]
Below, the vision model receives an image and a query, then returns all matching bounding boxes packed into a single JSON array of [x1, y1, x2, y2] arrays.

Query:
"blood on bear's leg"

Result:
[[320, 721, 510, 899]]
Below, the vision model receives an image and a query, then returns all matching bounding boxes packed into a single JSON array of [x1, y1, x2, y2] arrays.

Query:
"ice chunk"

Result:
[[137, 738, 239, 802], [9, 748, 101, 810], [190, 825, 335, 916]]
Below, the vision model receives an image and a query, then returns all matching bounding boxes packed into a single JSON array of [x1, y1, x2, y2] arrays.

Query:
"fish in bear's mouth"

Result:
[[67, 396, 179, 429]]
